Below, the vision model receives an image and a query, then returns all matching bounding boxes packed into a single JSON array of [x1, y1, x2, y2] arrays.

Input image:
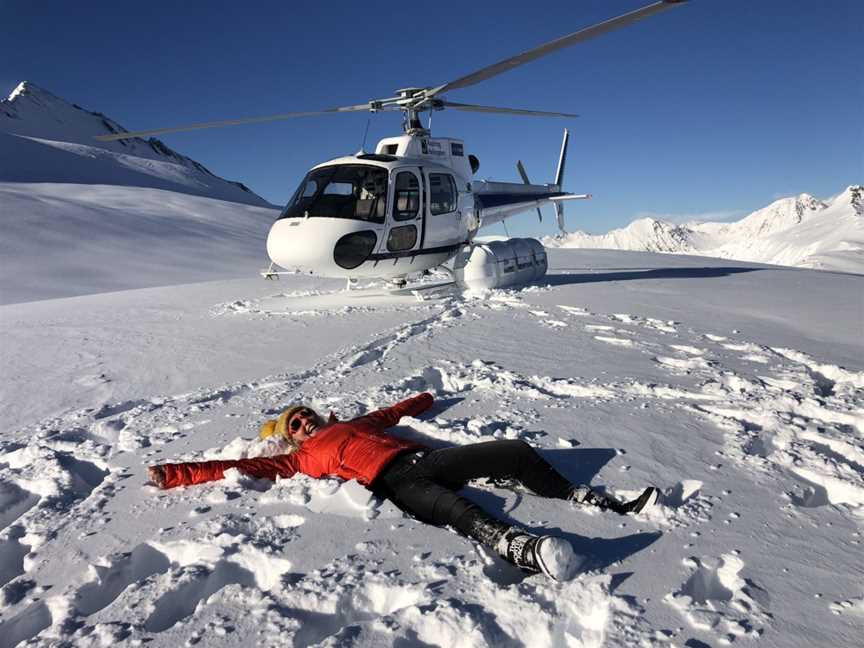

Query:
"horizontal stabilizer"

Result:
[[549, 194, 590, 202], [473, 180, 584, 228]]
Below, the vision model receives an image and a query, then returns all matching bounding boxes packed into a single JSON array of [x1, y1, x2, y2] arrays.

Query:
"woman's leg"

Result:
[[376, 454, 510, 546], [375, 450, 583, 579], [420, 439, 575, 499]]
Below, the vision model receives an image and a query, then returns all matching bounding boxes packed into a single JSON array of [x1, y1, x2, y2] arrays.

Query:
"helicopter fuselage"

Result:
[[266, 134, 480, 280]]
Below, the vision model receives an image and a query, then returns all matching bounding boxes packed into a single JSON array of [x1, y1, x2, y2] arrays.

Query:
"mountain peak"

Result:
[[8, 81, 28, 101], [835, 185, 864, 217], [1, 81, 269, 206], [545, 186, 862, 274], [7, 80, 56, 103]]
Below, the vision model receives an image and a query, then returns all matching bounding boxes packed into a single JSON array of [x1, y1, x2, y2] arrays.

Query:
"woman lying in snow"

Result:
[[147, 393, 658, 580]]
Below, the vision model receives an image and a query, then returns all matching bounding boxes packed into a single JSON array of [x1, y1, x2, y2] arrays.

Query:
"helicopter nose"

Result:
[[266, 218, 381, 277]]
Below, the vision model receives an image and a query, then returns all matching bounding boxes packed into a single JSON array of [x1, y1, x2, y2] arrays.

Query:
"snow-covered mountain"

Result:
[[545, 187, 864, 274], [0, 82, 280, 305], [0, 81, 269, 206]]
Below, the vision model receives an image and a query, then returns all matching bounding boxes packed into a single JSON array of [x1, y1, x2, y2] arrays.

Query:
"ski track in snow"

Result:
[[1, 285, 862, 646]]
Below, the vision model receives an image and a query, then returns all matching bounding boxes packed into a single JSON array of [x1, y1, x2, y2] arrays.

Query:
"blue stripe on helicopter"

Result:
[[473, 191, 567, 208]]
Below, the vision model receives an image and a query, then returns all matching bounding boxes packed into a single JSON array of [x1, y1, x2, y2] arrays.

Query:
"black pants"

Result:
[[373, 440, 574, 547]]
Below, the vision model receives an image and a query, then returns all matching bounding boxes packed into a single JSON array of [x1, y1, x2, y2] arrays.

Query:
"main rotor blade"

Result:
[[94, 103, 378, 141], [428, 0, 686, 97], [441, 101, 577, 118]]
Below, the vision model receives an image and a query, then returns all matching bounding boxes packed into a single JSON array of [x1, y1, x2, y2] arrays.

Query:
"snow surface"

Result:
[[0, 183, 276, 304], [545, 187, 864, 275], [1, 249, 862, 647]]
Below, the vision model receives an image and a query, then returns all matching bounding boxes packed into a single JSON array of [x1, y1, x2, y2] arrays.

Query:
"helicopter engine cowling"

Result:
[[453, 238, 547, 290]]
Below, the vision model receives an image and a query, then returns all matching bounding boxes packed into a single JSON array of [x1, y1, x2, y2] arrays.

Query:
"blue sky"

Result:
[[2, 0, 862, 236]]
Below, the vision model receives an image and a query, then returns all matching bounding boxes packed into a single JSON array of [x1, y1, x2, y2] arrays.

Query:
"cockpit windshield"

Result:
[[280, 165, 388, 223]]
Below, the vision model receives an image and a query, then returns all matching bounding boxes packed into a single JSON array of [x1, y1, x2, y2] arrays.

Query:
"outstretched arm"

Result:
[[149, 454, 300, 489], [362, 392, 434, 429]]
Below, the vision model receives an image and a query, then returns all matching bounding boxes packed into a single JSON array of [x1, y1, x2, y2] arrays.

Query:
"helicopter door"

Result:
[[424, 171, 462, 247], [383, 169, 423, 256]]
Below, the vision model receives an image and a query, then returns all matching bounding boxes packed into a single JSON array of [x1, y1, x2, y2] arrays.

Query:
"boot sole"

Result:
[[629, 487, 659, 514], [535, 536, 584, 581]]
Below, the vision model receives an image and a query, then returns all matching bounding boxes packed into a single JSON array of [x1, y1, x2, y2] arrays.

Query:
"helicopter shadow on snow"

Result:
[[543, 265, 762, 286]]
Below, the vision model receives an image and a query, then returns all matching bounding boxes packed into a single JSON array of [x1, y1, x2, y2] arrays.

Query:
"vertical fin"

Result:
[[554, 128, 570, 234], [554, 128, 569, 188]]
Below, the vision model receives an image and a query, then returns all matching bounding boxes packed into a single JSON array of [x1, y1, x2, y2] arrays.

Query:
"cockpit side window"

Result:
[[393, 171, 420, 221], [429, 173, 457, 215], [280, 165, 387, 223]]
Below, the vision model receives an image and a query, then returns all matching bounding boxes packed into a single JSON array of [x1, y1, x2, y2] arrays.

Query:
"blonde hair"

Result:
[[259, 406, 308, 452]]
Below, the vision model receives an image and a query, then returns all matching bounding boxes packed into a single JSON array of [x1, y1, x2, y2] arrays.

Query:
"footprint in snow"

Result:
[[665, 553, 770, 643], [0, 526, 31, 593], [0, 481, 39, 535]]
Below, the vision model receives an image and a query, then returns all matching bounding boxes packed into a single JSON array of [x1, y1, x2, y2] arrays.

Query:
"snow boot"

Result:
[[571, 486, 659, 515], [496, 527, 583, 581]]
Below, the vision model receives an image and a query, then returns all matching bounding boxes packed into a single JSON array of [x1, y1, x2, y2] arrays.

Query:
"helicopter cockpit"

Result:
[[279, 164, 388, 223]]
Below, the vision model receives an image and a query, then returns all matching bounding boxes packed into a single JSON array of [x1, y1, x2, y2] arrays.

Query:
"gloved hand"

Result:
[[148, 465, 166, 489]]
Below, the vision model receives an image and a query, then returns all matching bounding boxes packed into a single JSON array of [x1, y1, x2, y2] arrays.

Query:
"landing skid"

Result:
[[258, 277, 458, 314]]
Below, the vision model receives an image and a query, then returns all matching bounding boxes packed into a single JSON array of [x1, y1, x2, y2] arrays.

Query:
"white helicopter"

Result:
[[98, 0, 686, 292]]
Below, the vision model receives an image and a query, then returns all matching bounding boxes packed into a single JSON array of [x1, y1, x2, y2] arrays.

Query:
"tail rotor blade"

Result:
[[556, 202, 566, 235], [516, 160, 544, 222]]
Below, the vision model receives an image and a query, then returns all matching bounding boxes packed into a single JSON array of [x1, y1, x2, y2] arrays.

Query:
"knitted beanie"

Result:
[[259, 405, 306, 439]]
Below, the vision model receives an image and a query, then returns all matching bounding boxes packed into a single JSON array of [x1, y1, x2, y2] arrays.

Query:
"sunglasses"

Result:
[[289, 408, 314, 432]]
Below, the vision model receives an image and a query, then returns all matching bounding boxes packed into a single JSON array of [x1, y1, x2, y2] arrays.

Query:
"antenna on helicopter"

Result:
[[359, 116, 372, 154]]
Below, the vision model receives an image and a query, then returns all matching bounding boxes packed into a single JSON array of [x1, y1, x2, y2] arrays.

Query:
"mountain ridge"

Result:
[[545, 186, 864, 274], [1, 81, 270, 206]]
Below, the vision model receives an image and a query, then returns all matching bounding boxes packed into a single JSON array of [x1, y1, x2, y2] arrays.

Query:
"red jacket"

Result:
[[159, 393, 433, 489]]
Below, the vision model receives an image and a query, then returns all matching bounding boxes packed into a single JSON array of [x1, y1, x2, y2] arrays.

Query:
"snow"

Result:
[[2, 79, 863, 648], [1, 248, 862, 647], [545, 187, 864, 275], [0, 183, 277, 304]]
